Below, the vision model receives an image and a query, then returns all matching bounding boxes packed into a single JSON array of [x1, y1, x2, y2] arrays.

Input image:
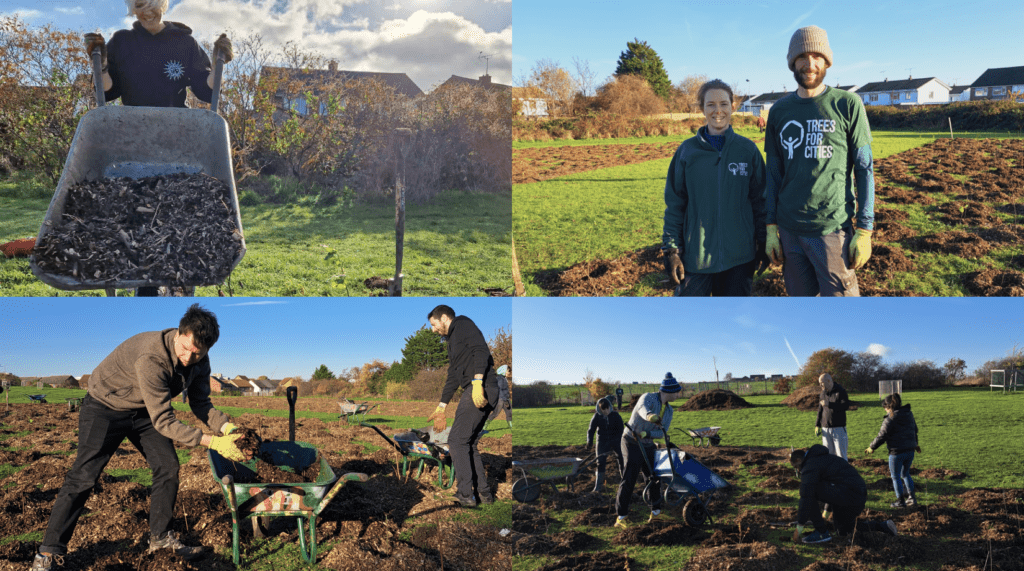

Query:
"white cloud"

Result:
[[55, 7, 85, 15], [739, 342, 757, 355], [733, 314, 778, 333], [867, 343, 891, 357], [1, 9, 43, 20], [164, 1, 512, 91]]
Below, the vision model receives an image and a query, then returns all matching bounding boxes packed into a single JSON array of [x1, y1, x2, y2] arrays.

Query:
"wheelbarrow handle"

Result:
[[90, 49, 105, 108], [359, 421, 406, 455], [313, 471, 369, 516], [221, 475, 237, 512], [210, 52, 225, 114]]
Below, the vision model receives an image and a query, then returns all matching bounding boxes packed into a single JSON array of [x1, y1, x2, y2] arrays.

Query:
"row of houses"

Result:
[[8, 373, 297, 396], [741, 65, 1024, 117]]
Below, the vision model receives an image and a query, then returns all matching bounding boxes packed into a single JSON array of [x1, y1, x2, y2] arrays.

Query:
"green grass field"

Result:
[[512, 387, 1024, 571], [513, 128, 1024, 296], [0, 176, 511, 297]]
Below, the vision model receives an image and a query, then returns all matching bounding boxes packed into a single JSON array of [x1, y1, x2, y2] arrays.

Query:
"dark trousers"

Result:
[[448, 378, 498, 502], [674, 259, 755, 297], [41, 394, 180, 556], [486, 399, 512, 422], [778, 225, 860, 297], [596, 444, 624, 476], [815, 481, 867, 536], [615, 434, 660, 517]]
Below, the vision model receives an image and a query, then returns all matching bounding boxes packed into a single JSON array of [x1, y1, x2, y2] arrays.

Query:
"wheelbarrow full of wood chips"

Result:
[[30, 54, 245, 296], [208, 440, 368, 565]]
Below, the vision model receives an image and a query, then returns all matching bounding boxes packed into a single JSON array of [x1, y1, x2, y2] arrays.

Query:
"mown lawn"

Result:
[[513, 129, 1024, 296], [0, 175, 511, 297]]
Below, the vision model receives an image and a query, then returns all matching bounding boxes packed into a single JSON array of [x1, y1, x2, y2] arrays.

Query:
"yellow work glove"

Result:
[[471, 379, 488, 408], [766, 224, 784, 265], [427, 404, 447, 432], [221, 422, 238, 435], [814, 426, 821, 437], [647, 413, 661, 425], [822, 509, 832, 520], [849, 228, 872, 270], [865, 447, 875, 454], [208, 433, 248, 462]]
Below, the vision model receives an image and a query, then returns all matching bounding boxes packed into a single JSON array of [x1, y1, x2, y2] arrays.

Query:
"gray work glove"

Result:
[[664, 248, 684, 285], [84, 32, 106, 64], [214, 33, 233, 63]]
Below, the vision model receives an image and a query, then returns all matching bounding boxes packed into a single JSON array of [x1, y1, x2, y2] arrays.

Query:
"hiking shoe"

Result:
[[454, 496, 478, 508], [905, 494, 917, 507], [479, 494, 495, 505], [148, 531, 204, 560], [31, 553, 61, 571], [614, 517, 630, 529], [890, 498, 907, 508], [884, 520, 898, 537], [647, 511, 672, 524], [802, 530, 832, 544]]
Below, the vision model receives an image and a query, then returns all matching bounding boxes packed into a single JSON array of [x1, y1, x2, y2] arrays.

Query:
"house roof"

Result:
[[970, 66, 1024, 88], [949, 85, 969, 95], [439, 74, 511, 91], [750, 91, 790, 103], [858, 77, 947, 92], [261, 66, 424, 98], [836, 85, 859, 92], [250, 378, 277, 390], [36, 375, 76, 385]]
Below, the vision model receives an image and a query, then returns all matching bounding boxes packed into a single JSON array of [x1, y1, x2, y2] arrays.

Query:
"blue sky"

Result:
[[513, 0, 1023, 97], [0, 297, 511, 379], [512, 298, 1021, 385], [0, 0, 512, 91]]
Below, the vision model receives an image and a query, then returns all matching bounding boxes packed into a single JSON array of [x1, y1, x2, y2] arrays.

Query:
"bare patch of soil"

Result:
[[534, 245, 671, 296], [963, 269, 1024, 296], [905, 230, 994, 258], [612, 522, 707, 546], [676, 389, 753, 411], [936, 201, 1002, 227], [0, 403, 512, 571], [514, 142, 680, 184], [752, 272, 787, 297], [683, 541, 800, 571], [780, 385, 823, 410], [535, 551, 634, 571], [873, 208, 917, 243]]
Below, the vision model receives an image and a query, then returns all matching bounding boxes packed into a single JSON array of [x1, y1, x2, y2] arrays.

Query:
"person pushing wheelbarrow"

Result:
[[614, 373, 682, 528]]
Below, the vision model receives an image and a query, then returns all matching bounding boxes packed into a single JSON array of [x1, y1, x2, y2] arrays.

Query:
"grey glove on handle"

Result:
[[84, 33, 106, 66], [664, 248, 684, 285], [214, 33, 233, 63]]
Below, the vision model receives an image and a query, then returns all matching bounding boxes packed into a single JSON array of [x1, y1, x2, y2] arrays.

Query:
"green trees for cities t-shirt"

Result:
[[765, 86, 872, 236]]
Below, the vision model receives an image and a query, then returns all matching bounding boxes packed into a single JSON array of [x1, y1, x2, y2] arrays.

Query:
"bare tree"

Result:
[[526, 58, 578, 116], [571, 56, 598, 97], [673, 74, 711, 113]]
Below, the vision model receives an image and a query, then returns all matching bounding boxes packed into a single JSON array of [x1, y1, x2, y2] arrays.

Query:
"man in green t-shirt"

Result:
[[764, 25, 875, 296]]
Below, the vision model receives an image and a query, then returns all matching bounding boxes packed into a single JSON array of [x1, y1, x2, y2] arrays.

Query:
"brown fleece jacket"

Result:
[[87, 329, 230, 446]]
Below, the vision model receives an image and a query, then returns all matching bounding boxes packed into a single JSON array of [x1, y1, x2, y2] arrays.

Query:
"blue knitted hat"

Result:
[[660, 372, 681, 393]]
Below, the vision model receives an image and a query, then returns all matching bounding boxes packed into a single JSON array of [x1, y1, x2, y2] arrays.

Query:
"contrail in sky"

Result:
[[784, 337, 801, 370]]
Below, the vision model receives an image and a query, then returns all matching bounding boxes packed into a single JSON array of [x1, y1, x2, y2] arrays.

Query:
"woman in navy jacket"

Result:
[[866, 393, 920, 507]]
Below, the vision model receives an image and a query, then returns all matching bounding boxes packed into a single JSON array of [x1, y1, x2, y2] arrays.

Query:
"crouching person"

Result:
[[790, 446, 897, 544], [586, 396, 624, 493], [32, 304, 249, 571]]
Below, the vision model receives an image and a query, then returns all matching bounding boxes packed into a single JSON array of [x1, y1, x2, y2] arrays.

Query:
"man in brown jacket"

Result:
[[32, 304, 248, 571]]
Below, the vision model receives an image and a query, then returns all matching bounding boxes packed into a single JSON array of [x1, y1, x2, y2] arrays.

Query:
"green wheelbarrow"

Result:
[[361, 422, 456, 489], [208, 440, 367, 565]]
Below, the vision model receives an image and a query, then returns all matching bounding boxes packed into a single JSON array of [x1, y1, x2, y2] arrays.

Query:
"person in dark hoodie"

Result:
[[662, 79, 770, 296], [426, 305, 499, 508], [84, 0, 232, 108], [586, 396, 624, 492], [790, 445, 897, 544], [815, 373, 851, 460], [866, 393, 921, 507], [31, 304, 248, 571]]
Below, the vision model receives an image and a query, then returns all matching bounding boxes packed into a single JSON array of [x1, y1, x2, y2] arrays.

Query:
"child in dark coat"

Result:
[[586, 396, 624, 492], [866, 393, 920, 507]]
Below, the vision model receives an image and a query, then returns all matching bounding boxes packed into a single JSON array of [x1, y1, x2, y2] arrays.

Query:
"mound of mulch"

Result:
[[903, 230, 994, 259], [917, 467, 967, 480], [683, 541, 799, 571], [780, 385, 822, 410], [515, 529, 601, 556], [533, 245, 670, 297], [676, 389, 754, 411], [753, 273, 787, 297], [612, 522, 706, 546], [536, 551, 634, 571]]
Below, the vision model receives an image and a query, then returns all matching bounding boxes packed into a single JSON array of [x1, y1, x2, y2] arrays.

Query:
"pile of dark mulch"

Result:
[[228, 429, 322, 484], [34, 173, 243, 285], [676, 389, 754, 411], [780, 385, 821, 410]]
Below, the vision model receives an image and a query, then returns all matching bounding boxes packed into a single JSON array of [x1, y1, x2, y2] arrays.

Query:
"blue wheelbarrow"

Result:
[[642, 447, 731, 526]]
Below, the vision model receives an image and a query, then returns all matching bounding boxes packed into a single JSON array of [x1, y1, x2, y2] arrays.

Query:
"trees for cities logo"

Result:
[[780, 120, 805, 160]]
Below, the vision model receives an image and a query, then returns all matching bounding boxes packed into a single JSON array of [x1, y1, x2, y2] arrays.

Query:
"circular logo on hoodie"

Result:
[[164, 60, 185, 81]]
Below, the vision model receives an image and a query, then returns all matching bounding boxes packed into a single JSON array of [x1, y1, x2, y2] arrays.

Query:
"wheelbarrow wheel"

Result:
[[683, 498, 710, 527], [709, 436, 721, 446], [511, 477, 541, 503]]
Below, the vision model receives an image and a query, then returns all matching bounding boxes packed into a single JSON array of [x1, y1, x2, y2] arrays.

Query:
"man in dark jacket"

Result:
[[815, 373, 850, 460], [485, 364, 512, 430], [32, 304, 247, 571], [790, 445, 897, 544], [586, 396, 624, 492], [426, 305, 499, 508], [866, 393, 920, 507]]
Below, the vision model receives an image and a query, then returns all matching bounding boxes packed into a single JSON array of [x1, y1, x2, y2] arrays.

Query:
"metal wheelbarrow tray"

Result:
[[30, 104, 246, 291], [685, 426, 723, 448], [208, 440, 367, 565], [511, 453, 610, 503], [361, 422, 456, 489], [643, 448, 730, 527], [338, 399, 378, 423]]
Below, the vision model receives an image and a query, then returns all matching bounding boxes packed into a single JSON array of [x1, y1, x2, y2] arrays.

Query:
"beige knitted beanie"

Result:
[[788, 25, 833, 71]]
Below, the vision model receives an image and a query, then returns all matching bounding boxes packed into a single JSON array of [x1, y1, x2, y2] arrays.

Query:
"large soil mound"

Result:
[[781, 385, 821, 410], [676, 390, 753, 411]]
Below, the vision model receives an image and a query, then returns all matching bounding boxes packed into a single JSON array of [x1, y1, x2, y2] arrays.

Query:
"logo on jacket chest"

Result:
[[164, 60, 185, 81], [728, 162, 749, 176]]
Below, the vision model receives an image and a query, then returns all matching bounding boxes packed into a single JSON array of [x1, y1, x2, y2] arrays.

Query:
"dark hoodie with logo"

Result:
[[587, 399, 624, 455], [105, 21, 214, 107]]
